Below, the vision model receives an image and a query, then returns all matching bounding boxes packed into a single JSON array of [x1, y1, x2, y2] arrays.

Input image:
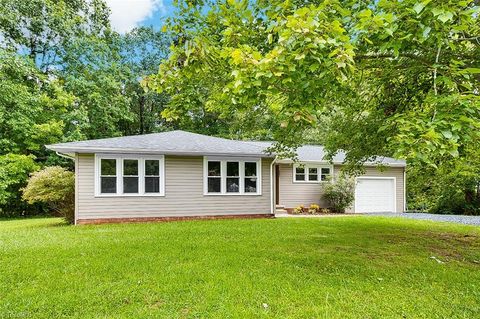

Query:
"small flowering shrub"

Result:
[[308, 204, 320, 214], [22, 166, 75, 224], [322, 175, 355, 213], [293, 205, 305, 214], [320, 208, 332, 214]]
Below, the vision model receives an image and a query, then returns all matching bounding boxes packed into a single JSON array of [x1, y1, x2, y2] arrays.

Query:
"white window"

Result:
[[204, 157, 261, 195], [293, 164, 332, 183], [95, 155, 165, 196]]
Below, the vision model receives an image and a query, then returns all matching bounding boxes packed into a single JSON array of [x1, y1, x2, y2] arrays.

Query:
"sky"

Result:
[[104, 0, 175, 33]]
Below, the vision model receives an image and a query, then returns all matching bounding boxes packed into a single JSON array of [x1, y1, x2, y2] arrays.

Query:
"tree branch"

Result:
[[355, 52, 431, 65], [433, 44, 442, 96]]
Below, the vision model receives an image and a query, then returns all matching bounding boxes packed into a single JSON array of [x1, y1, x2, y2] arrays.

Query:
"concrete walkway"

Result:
[[275, 212, 480, 226]]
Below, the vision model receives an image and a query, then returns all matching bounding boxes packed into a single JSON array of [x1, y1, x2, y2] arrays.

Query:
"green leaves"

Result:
[[22, 166, 75, 223], [0, 154, 39, 207], [429, 7, 454, 23], [440, 130, 453, 139], [438, 11, 454, 23], [462, 68, 480, 74], [151, 0, 479, 177], [413, 2, 427, 14], [0, 50, 75, 154], [0, 2, 174, 215], [358, 9, 372, 19]]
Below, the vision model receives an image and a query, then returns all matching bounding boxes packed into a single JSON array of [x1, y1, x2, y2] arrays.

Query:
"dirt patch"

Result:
[[423, 232, 480, 264], [363, 230, 480, 265]]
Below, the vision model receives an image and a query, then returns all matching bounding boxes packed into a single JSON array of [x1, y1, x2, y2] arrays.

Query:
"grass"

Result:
[[0, 217, 479, 318]]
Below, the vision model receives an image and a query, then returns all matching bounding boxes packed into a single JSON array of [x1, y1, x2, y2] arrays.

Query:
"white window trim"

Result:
[[293, 163, 334, 183], [203, 157, 262, 196], [94, 154, 165, 197]]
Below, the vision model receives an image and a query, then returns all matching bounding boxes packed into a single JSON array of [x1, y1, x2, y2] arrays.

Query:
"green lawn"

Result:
[[0, 217, 479, 318]]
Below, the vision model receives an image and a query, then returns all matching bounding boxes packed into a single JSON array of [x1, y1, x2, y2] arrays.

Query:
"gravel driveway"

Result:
[[365, 212, 480, 226]]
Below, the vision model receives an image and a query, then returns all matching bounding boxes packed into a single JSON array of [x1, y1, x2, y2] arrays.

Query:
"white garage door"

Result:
[[355, 178, 395, 213]]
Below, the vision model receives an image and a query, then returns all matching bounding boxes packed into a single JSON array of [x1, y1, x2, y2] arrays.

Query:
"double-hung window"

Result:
[[96, 155, 164, 196], [294, 164, 332, 183], [204, 158, 261, 195]]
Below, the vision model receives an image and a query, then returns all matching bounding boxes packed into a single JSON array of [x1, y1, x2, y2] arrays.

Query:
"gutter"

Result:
[[55, 151, 75, 160], [275, 159, 406, 168]]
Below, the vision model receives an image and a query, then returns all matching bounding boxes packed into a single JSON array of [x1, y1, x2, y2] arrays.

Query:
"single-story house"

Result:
[[46, 130, 406, 224]]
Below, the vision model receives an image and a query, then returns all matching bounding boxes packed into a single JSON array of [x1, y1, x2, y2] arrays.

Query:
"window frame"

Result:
[[293, 163, 333, 183], [206, 160, 222, 194], [203, 157, 262, 196], [243, 161, 259, 194], [99, 158, 117, 194], [95, 154, 165, 197], [144, 159, 162, 194], [226, 161, 241, 193]]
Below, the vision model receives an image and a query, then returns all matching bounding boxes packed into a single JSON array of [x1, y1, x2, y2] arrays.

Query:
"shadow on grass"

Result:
[[0, 216, 69, 229]]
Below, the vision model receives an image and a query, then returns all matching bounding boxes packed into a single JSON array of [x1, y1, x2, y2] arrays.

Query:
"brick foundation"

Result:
[[77, 213, 275, 225]]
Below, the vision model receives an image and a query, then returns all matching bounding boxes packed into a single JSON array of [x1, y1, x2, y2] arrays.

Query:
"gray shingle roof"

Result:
[[47, 130, 406, 166], [46, 130, 271, 157], [246, 141, 406, 166]]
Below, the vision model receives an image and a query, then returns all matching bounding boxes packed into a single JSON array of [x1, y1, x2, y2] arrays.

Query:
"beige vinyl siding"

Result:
[[277, 163, 330, 208], [277, 163, 405, 213], [77, 154, 272, 220]]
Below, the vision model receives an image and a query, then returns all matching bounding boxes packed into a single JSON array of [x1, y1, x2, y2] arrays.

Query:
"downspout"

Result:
[[403, 166, 407, 213], [270, 156, 277, 216]]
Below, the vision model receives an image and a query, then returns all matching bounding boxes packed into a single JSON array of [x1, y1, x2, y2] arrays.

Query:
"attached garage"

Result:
[[355, 177, 396, 213]]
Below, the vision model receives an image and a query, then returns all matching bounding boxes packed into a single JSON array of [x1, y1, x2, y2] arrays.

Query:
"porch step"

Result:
[[275, 209, 288, 214], [275, 204, 285, 209]]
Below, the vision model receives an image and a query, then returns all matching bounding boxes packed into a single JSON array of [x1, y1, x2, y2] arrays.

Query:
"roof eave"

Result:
[[276, 158, 406, 167]]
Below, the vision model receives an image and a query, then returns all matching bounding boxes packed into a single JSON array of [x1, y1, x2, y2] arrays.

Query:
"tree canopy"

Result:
[[0, 0, 172, 215], [148, 0, 479, 165]]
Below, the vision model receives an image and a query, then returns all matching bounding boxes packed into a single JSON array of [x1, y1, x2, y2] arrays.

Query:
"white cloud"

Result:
[[105, 0, 165, 33]]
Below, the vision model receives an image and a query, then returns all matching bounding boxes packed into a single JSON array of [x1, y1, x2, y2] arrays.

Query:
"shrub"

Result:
[[22, 166, 75, 224], [0, 154, 40, 216], [293, 205, 305, 214], [319, 208, 332, 214], [322, 176, 355, 213], [407, 162, 480, 215], [308, 204, 320, 214]]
